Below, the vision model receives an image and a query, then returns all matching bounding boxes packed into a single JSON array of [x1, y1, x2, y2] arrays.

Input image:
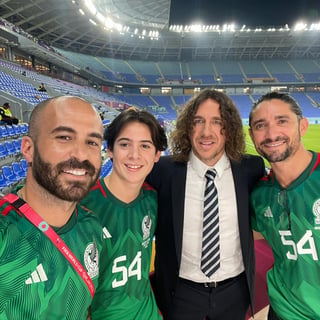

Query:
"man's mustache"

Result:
[[56, 158, 96, 176]]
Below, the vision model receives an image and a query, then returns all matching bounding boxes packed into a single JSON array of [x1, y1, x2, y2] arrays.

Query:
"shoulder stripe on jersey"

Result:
[[142, 181, 156, 191], [97, 179, 107, 198], [89, 179, 107, 198], [310, 152, 320, 174]]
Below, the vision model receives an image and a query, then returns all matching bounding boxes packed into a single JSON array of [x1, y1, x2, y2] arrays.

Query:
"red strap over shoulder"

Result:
[[3, 193, 95, 298]]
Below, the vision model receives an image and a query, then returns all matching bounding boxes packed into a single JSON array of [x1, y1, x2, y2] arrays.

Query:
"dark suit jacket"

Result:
[[146, 154, 265, 318]]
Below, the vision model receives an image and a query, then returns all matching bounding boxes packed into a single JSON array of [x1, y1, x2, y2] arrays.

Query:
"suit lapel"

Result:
[[231, 160, 249, 236], [171, 163, 187, 265]]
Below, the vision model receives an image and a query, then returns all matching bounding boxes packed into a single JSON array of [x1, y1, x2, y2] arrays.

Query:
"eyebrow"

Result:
[[117, 137, 154, 144], [51, 126, 103, 140], [251, 115, 289, 126]]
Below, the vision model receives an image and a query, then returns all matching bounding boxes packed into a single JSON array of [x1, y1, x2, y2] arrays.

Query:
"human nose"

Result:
[[264, 122, 279, 139], [128, 144, 140, 158], [202, 120, 212, 135], [71, 141, 90, 160]]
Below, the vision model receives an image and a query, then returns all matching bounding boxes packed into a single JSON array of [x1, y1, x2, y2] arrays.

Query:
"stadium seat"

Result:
[[100, 159, 113, 177], [0, 143, 8, 159], [11, 161, 27, 179], [0, 172, 11, 191], [5, 125, 16, 138], [20, 123, 29, 134], [12, 124, 22, 136], [4, 141, 17, 156], [0, 126, 8, 139], [20, 158, 28, 173], [12, 139, 21, 153], [2, 165, 20, 184]]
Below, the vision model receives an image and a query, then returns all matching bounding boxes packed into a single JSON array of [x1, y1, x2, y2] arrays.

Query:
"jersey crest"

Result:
[[142, 213, 152, 248], [84, 242, 99, 278], [313, 198, 320, 229]]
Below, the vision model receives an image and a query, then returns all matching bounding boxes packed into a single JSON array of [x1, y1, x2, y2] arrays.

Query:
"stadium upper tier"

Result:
[[1, 58, 320, 123], [55, 49, 320, 86]]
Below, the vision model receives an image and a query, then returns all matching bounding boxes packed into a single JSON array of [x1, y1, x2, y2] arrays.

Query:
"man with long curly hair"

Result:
[[147, 88, 265, 320]]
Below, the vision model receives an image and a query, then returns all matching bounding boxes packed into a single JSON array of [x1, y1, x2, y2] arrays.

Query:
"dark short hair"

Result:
[[3, 102, 9, 107], [104, 109, 168, 152], [249, 92, 303, 127]]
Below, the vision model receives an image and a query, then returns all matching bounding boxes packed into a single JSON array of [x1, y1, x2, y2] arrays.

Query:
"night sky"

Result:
[[169, 0, 320, 27]]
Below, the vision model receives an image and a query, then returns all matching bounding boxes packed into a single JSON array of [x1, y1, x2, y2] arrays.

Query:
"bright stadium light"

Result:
[[310, 23, 320, 31], [294, 22, 307, 31], [84, 0, 97, 16], [105, 17, 114, 29]]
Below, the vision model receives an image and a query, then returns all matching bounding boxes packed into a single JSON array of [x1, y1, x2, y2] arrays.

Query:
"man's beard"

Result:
[[257, 136, 293, 163], [32, 145, 100, 201]]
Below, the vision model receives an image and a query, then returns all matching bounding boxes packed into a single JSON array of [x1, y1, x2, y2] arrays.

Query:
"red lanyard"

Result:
[[3, 193, 95, 298]]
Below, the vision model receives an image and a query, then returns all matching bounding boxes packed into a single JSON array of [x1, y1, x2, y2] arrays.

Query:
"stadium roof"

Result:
[[1, 0, 320, 61]]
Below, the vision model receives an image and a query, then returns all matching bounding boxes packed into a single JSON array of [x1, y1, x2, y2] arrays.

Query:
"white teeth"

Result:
[[266, 141, 284, 147], [127, 165, 141, 169], [64, 169, 86, 176]]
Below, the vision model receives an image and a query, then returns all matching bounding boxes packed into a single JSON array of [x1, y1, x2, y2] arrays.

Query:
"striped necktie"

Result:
[[201, 169, 220, 277]]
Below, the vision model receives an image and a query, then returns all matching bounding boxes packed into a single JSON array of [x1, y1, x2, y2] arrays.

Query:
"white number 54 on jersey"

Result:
[[112, 251, 142, 288], [279, 230, 319, 260]]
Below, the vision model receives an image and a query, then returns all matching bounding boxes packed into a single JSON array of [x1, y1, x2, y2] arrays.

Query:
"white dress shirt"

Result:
[[179, 151, 245, 282]]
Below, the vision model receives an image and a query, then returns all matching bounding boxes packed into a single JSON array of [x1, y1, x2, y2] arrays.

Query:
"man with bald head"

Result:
[[0, 96, 104, 319]]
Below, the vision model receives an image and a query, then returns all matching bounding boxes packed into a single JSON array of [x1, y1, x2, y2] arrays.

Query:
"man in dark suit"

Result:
[[147, 88, 265, 320]]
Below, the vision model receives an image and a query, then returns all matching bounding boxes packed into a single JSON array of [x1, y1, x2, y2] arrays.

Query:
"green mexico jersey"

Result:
[[0, 194, 103, 320], [251, 151, 320, 320], [81, 178, 162, 320]]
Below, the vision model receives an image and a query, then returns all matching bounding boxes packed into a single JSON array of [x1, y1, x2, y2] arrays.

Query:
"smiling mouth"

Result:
[[263, 140, 286, 148], [63, 169, 87, 176], [126, 164, 143, 169]]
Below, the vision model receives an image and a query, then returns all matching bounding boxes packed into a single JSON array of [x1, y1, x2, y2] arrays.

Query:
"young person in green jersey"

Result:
[[249, 92, 320, 320], [0, 96, 104, 319], [81, 108, 168, 319]]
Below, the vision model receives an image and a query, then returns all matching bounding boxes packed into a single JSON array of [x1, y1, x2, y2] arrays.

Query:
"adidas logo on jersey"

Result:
[[264, 207, 273, 218], [25, 263, 48, 284], [102, 226, 112, 239]]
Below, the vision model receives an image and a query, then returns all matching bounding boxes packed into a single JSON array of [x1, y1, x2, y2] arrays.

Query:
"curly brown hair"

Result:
[[170, 88, 245, 163]]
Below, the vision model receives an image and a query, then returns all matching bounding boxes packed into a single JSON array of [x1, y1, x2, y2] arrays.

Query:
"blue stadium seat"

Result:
[[2, 165, 20, 184], [11, 161, 27, 179], [20, 158, 28, 173], [0, 126, 8, 139], [20, 123, 29, 134], [0, 143, 8, 159], [12, 124, 22, 136], [0, 172, 11, 191], [5, 125, 16, 138], [12, 139, 21, 153], [4, 141, 17, 156], [100, 159, 113, 178]]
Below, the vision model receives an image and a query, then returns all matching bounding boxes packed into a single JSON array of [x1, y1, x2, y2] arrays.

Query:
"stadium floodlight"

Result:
[[294, 22, 307, 31], [89, 19, 97, 26], [105, 17, 113, 29], [84, 0, 96, 16], [96, 12, 104, 23], [310, 23, 320, 31], [79, 9, 85, 16]]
